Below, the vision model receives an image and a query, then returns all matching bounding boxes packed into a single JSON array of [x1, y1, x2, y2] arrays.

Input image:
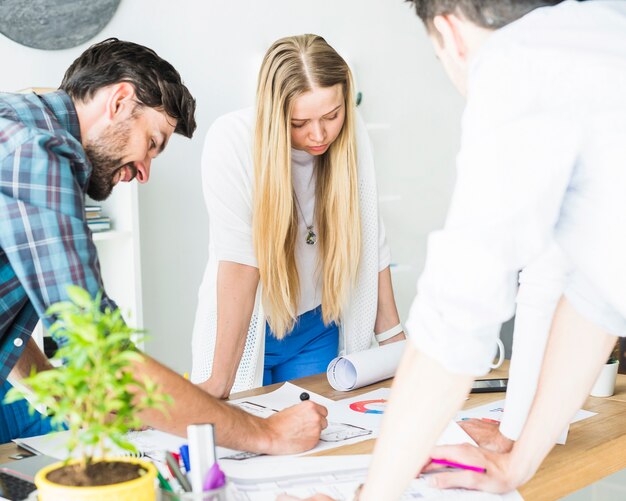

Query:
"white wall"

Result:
[[0, 0, 464, 373]]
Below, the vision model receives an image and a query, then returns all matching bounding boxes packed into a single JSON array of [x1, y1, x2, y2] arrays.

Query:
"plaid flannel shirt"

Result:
[[0, 90, 117, 382]]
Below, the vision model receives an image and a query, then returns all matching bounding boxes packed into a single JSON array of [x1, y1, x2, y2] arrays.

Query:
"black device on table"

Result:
[[471, 378, 508, 393], [0, 454, 56, 501]]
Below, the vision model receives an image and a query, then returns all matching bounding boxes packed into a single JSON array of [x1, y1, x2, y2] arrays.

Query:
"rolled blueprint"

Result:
[[327, 340, 406, 391]]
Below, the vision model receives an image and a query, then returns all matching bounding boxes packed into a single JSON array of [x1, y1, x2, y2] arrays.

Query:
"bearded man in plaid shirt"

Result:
[[0, 38, 196, 442]]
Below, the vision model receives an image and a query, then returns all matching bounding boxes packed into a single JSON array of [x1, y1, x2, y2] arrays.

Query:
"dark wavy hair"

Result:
[[60, 38, 196, 138], [406, 0, 567, 30]]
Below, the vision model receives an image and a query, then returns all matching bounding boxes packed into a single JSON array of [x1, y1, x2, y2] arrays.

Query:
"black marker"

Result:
[[300, 392, 310, 401]]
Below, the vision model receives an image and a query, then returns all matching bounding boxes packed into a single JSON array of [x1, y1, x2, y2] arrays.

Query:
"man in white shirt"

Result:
[[356, 0, 626, 498]]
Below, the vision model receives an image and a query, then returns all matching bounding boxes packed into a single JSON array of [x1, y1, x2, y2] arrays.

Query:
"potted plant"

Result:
[[590, 340, 621, 398], [6, 286, 171, 501]]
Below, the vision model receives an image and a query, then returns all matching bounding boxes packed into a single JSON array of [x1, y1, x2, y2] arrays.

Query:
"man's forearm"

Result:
[[134, 354, 270, 450], [511, 298, 617, 484], [134, 355, 327, 455], [361, 343, 473, 501]]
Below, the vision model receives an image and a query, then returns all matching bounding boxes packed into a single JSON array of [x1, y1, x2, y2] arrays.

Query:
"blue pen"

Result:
[[179, 444, 190, 473]]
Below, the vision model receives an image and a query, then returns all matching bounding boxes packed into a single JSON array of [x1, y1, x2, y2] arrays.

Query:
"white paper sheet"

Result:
[[14, 429, 186, 460], [223, 455, 523, 500], [456, 399, 597, 445], [327, 341, 406, 391]]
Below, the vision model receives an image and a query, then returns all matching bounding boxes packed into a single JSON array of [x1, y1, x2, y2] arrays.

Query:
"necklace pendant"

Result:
[[305, 227, 317, 245]]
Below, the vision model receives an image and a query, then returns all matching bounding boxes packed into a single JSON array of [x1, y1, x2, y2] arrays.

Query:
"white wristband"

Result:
[[375, 323, 403, 343]]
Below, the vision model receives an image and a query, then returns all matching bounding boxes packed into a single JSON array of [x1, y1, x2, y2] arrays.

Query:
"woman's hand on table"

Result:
[[459, 418, 514, 453], [422, 443, 523, 493], [196, 376, 231, 399]]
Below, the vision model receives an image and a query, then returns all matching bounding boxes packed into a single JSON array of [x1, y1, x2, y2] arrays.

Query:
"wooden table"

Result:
[[232, 362, 626, 500], [2, 364, 626, 500]]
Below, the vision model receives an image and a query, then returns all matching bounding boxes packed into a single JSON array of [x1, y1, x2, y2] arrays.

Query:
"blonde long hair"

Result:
[[253, 34, 361, 339]]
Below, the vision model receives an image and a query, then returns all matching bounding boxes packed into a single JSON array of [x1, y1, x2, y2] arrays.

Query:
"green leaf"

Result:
[[110, 435, 138, 454], [116, 351, 144, 364], [3, 387, 26, 404], [45, 302, 75, 316], [66, 285, 94, 309]]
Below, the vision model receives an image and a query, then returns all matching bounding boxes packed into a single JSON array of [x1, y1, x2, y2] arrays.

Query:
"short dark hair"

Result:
[[406, 0, 566, 30], [60, 38, 196, 138]]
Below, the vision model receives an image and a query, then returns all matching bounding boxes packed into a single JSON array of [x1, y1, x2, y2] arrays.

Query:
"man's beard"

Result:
[[84, 120, 137, 201]]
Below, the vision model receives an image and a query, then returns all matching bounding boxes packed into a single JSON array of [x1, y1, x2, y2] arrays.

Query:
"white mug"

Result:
[[490, 338, 505, 370]]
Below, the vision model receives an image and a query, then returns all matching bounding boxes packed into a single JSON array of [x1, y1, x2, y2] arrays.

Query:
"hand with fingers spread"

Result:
[[263, 400, 329, 454], [423, 443, 519, 494], [458, 419, 514, 453]]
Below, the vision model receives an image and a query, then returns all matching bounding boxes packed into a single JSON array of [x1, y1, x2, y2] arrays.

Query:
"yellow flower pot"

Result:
[[34, 457, 156, 501]]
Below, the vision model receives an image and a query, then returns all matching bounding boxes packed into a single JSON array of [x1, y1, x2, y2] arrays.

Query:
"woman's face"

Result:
[[290, 83, 345, 156]]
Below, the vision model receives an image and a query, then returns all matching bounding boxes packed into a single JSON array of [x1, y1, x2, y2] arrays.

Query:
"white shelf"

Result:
[[87, 182, 143, 332]]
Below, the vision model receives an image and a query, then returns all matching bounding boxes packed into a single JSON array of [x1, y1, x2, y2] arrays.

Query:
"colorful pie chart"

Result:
[[349, 399, 387, 414]]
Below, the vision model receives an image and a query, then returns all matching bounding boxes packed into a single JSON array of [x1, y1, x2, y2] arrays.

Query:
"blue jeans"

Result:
[[0, 380, 56, 445], [263, 305, 339, 385]]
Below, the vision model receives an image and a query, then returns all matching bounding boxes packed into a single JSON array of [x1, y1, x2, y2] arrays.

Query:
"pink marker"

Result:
[[430, 458, 487, 473], [203, 462, 226, 491]]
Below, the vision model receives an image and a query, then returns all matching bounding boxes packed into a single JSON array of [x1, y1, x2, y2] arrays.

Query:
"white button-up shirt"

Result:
[[406, 0, 626, 375]]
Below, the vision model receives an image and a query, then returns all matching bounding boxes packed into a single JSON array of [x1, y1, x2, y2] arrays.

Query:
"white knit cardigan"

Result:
[[190, 109, 386, 393]]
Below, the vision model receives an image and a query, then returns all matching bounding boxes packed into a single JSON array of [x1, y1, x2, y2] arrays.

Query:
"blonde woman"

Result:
[[191, 34, 404, 398]]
